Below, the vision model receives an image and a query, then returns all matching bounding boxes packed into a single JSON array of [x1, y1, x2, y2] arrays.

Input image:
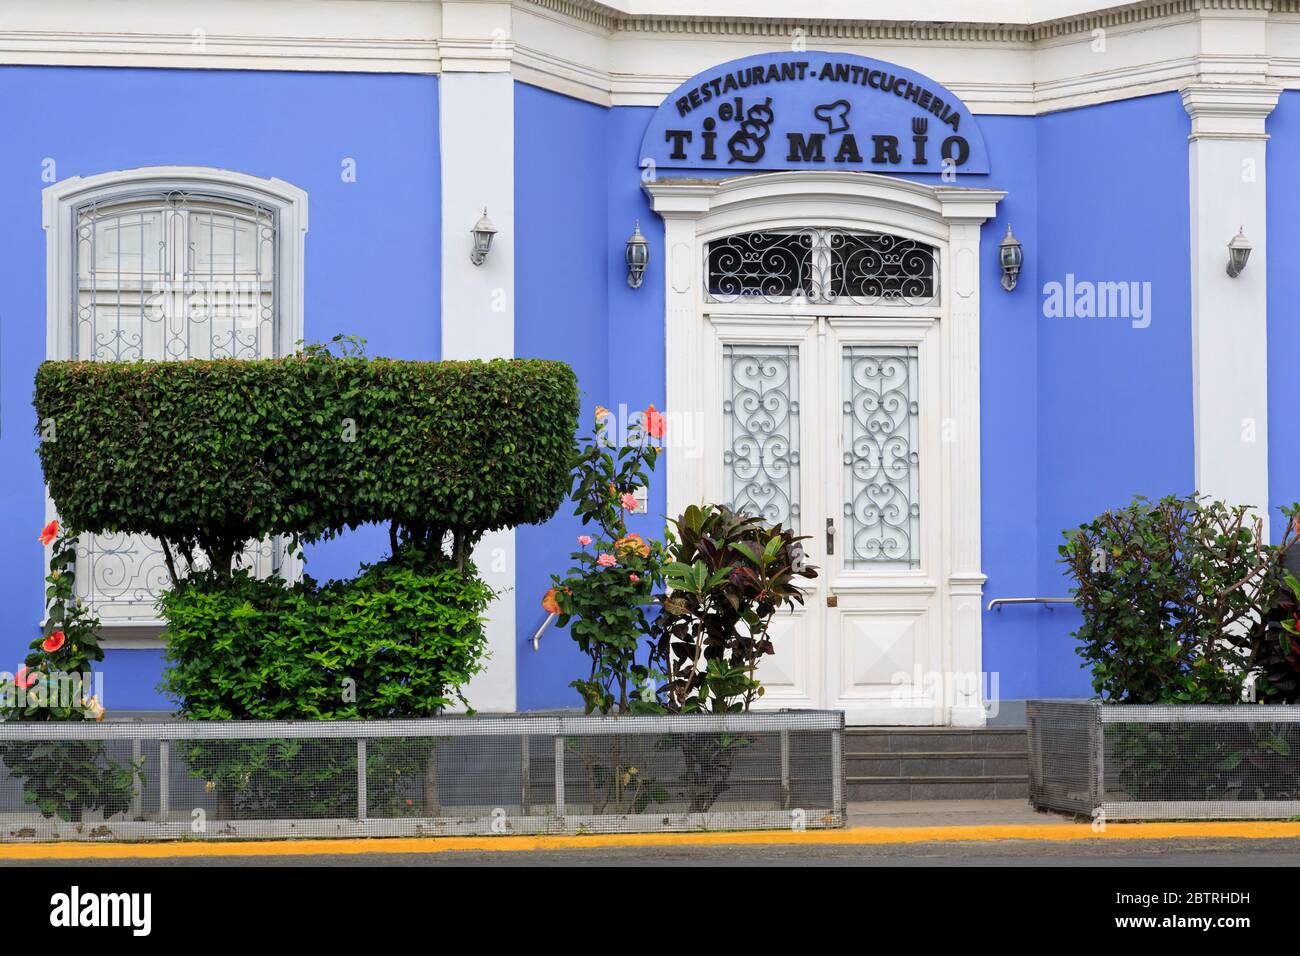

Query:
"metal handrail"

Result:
[[532, 611, 557, 651], [986, 597, 1074, 612]]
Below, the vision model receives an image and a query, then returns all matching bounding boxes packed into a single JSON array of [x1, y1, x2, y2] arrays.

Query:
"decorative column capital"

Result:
[[1181, 84, 1281, 141]]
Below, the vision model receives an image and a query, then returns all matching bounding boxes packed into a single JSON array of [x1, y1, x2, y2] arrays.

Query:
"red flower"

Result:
[[14, 667, 37, 690], [42, 631, 65, 653], [39, 521, 59, 547], [644, 405, 666, 439], [542, 588, 562, 615]]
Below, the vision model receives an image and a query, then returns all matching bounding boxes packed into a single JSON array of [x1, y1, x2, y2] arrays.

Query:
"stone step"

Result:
[[846, 776, 1030, 801], [845, 726, 1027, 753], [845, 751, 1027, 778], [843, 727, 1029, 800]]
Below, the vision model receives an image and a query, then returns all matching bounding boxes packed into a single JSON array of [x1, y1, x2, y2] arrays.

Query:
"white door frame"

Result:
[[643, 171, 1003, 726]]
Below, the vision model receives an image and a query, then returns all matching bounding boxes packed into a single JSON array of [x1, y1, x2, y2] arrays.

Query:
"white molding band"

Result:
[[439, 70, 517, 712], [6, 0, 1300, 115], [1183, 84, 1279, 529], [644, 171, 1002, 726]]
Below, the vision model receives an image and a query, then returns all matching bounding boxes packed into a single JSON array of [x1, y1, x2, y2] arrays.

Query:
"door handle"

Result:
[[825, 518, 835, 555]]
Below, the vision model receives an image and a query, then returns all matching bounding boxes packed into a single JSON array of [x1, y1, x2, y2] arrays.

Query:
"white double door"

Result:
[[703, 310, 948, 725]]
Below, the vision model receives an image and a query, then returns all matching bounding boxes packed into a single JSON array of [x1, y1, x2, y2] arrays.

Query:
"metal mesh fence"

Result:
[[1028, 701, 1300, 820], [0, 711, 843, 841]]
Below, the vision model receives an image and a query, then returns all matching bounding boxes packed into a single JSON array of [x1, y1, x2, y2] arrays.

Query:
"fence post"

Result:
[[130, 736, 143, 819], [521, 735, 531, 815], [158, 740, 169, 821], [1090, 703, 1105, 816], [831, 725, 843, 820], [357, 738, 367, 821], [553, 736, 566, 822], [779, 730, 791, 810]]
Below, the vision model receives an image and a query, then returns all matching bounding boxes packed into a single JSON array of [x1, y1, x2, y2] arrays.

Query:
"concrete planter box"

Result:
[[1028, 700, 1300, 821], [0, 711, 844, 841]]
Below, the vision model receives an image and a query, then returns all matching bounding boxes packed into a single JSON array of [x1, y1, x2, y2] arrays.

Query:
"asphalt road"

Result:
[[9, 837, 1300, 866]]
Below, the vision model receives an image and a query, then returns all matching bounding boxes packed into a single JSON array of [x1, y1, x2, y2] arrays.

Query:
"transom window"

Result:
[[705, 228, 938, 306]]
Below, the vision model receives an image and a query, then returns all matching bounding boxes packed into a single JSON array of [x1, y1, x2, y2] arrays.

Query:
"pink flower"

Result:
[[14, 667, 37, 690], [620, 493, 638, 512], [39, 521, 59, 547], [596, 553, 616, 568], [629, 574, 640, 583], [42, 631, 65, 653], [577, 535, 593, 546]]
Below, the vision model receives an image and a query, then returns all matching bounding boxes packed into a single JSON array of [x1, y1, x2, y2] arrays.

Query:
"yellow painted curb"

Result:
[[1, 820, 1300, 859]]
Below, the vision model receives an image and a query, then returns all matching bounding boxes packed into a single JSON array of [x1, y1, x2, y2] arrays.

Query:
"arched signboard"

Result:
[[639, 51, 989, 175]]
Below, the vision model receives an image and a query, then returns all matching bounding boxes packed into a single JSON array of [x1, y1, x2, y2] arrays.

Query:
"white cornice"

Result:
[[2, 0, 1300, 116]]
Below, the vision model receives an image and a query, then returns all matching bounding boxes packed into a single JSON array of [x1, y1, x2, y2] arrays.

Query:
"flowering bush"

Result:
[[1061, 495, 1298, 704], [544, 405, 667, 714], [0, 523, 136, 821]]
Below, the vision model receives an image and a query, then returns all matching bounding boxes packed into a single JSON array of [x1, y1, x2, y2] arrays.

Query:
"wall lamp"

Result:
[[470, 208, 497, 266], [1226, 227, 1252, 278], [625, 220, 650, 289], [999, 223, 1023, 292]]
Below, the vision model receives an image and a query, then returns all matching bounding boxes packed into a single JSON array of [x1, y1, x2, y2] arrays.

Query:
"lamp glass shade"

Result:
[[625, 221, 649, 288], [470, 209, 497, 266]]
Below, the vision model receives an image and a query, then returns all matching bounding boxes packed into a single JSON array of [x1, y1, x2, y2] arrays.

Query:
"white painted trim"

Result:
[[645, 171, 1002, 726], [42, 165, 308, 362], [439, 70, 518, 713], [1184, 85, 1278, 531], [7, 0, 1300, 117]]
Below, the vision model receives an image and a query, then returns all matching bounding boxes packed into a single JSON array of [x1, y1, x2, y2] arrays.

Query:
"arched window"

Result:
[[43, 167, 308, 638], [705, 228, 938, 306]]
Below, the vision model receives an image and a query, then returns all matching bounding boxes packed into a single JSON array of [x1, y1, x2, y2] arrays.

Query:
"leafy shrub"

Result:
[[159, 546, 494, 720], [35, 354, 578, 576], [545, 405, 666, 715], [1059, 494, 1288, 704], [160, 545, 492, 816], [653, 505, 817, 713], [0, 524, 136, 822]]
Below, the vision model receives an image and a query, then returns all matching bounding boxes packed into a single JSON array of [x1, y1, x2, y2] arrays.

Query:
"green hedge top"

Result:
[[35, 356, 579, 557]]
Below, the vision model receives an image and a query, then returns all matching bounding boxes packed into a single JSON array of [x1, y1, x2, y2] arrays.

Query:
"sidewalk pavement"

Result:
[[847, 799, 1077, 829]]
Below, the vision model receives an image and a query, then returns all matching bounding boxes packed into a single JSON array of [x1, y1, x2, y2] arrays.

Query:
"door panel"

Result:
[[824, 319, 944, 724]]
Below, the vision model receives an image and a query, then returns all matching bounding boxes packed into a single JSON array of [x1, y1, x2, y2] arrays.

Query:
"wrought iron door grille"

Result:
[[722, 344, 801, 529], [842, 345, 921, 568], [706, 228, 938, 306]]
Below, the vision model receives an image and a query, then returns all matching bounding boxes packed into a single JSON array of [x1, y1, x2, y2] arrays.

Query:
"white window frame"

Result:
[[42, 166, 309, 646]]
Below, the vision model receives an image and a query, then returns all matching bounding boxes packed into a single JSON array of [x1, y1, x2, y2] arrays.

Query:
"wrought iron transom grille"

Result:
[[842, 345, 921, 568], [68, 189, 282, 621], [706, 228, 938, 306], [722, 344, 801, 530]]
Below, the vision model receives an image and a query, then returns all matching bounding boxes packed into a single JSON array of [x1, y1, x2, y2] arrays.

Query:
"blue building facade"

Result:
[[0, 0, 1287, 724]]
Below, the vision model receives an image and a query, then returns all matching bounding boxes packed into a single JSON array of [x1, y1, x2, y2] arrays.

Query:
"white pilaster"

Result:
[[1182, 84, 1278, 530], [440, 8, 516, 710]]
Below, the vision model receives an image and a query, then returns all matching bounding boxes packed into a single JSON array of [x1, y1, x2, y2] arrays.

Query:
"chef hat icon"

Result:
[[813, 99, 851, 134]]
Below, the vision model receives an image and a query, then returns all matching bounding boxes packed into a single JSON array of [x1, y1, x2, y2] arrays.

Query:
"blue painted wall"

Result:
[[0, 66, 440, 710], [1268, 91, 1300, 538], [514, 84, 613, 709], [1033, 93, 1195, 696]]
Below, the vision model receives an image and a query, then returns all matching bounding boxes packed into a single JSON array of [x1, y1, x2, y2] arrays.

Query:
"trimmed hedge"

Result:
[[34, 355, 578, 571]]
